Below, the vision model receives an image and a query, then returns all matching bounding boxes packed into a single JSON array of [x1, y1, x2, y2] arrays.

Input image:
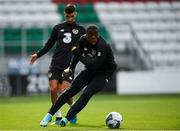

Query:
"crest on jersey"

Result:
[[91, 49, 96, 56], [48, 73, 52, 78], [72, 29, 79, 34]]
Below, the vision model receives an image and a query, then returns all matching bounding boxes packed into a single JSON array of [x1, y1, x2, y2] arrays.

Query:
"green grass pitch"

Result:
[[0, 94, 180, 130]]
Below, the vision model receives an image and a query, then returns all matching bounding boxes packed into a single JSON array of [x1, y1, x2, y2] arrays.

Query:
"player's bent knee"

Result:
[[49, 80, 59, 92], [60, 81, 71, 93]]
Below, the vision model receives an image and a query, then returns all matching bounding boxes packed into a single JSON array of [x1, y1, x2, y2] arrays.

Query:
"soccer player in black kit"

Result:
[[29, 4, 85, 124], [40, 24, 117, 127]]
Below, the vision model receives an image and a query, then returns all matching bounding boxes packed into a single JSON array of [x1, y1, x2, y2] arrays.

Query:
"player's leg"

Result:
[[60, 81, 78, 124], [52, 81, 73, 125], [60, 81, 73, 104], [48, 70, 92, 115], [40, 78, 59, 127], [51, 81, 74, 125], [62, 74, 108, 126], [40, 70, 92, 127], [61, 69, 74, 105], [61, 71, 77, 124], [41, 70, 92, 126], [53, 69, 74, 124], [40, 79, 58, 127], [49, 80, 59, 104], [48, 69, 63, 120]]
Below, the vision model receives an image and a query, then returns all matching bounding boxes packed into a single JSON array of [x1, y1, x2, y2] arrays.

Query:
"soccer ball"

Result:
[[105, 112, 123, 129]]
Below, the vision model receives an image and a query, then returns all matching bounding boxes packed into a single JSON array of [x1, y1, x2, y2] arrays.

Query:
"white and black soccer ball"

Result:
[[105, 112, 123, 129]]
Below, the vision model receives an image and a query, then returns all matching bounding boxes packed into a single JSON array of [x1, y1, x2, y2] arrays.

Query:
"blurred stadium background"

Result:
[[0, 0, 180, 96]]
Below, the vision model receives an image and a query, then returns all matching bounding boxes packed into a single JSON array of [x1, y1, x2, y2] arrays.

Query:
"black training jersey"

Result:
[[70, 35, 117, 76], [36, 22, 85, 70]]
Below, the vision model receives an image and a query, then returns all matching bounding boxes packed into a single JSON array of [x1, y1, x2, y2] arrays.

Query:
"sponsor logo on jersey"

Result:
[[60, 29, 64, 32], [105, 78, 109, 83], [84, 48, 87, 51], [72, 29, 79, 34], [91, 49, 96, 56], [98, 52, 101, 56]]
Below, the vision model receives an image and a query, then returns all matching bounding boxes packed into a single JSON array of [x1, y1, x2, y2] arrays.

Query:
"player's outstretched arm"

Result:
[[29, 54, 37, 65]]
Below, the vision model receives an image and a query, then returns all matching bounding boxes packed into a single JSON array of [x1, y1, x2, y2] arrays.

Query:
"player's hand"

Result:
[[63, 67, 73, 77], [71, 46, 81, 56], [29, 54, 37, 65]]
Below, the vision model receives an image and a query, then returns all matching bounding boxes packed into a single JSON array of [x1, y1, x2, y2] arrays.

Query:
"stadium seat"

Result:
[[4, 28, 21, 53], [94, 2, 107, 12], [26, 28, 44, 53], [95, 1, 180, 70], [158, 2, 172, 11], [99, 26, 110, 40], [132, 2, 146, 11], [1, 0, 180, 71], [144, 2, 159, 11], [76, 3, 94, 13], [107, 2, 120, 12], [4, 28, 22, 41], [0, 14, 9, 27], [0, 0, 60, 27], [26, 28, 44, 41], [172, 2, 180, 10]]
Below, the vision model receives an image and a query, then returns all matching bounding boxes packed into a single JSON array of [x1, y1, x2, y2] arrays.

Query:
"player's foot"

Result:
[[70, 115, 77, 124], [60, 117, 68, 127], [40, 113, 52, 127], [51, 117, 62, 125]]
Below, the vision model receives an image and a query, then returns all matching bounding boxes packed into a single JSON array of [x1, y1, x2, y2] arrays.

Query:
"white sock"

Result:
[[56, 111, 62, 118], [56, 92, 62, 118]]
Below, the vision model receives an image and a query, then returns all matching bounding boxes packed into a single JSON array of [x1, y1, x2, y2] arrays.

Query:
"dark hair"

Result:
[[64, 4, 76, 14], [86, 24, 99, 32]]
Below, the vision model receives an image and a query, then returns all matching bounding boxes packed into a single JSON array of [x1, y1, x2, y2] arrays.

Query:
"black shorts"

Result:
[[48, 68, 63, 83], [62, 71, 74, 83], [48, 68, 74, 83]]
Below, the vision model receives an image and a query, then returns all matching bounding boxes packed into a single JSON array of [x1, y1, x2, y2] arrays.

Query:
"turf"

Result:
[[0, 94, 180, 130]]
